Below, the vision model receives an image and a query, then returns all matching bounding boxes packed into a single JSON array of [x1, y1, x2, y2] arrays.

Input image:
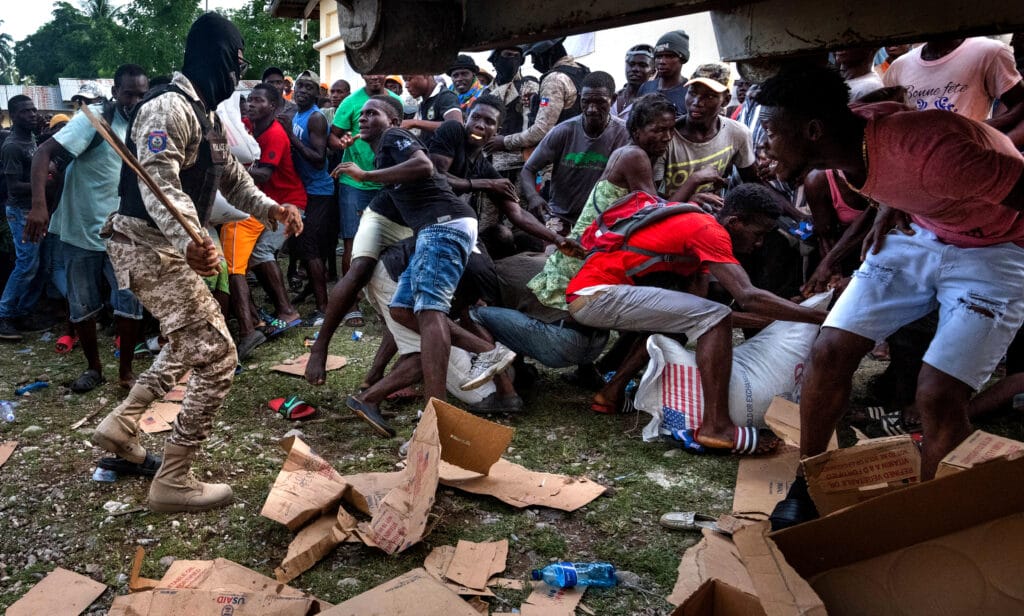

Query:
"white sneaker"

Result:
[[461, 343, 516, 391]]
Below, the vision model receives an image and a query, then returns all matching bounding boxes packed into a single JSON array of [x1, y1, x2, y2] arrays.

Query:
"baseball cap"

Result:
[[72, 81, 104, 103], [295, 70, 320, 85], [49, 114, 71, 128], [685, 63, 731, 93], [654, 30, 690, 62], [385, 75, 405, 87]]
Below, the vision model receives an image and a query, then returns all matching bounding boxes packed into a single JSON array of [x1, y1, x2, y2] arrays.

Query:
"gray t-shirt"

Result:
[[660, 117, 755, 196], [522, 115, 630, 225]]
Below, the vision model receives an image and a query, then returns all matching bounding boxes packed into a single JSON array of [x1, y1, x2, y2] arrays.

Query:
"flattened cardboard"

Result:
[[488, 577, 524, 590], [740, 454, 1024, 616], [139, 402, 181, 434], [433, 398, 513, 474], [144, 588, 315, 615], [668, 529, 756, 606], [439, 458, 606, 511], [446, 539, 508, 590], [275, 507, 357, 583], [524, 581, 584, 612], [732, 523, 825, 616], [271, 353, 347, 377], [319, 568, 481, 616], [423, 545, 496, 597], [343, 471, 404, 516], [731, 446, 801, 519], [935, 429, 1024, 477], [671, 579, 767, 616], [260, 436, 347, 530], [802, 435, 920, 515], [517, 605, 575, 616], [763, 397, 837, 451], [466, 595, 489, 614], [6, 567, 106, 616], [0, 440, 17, 468]]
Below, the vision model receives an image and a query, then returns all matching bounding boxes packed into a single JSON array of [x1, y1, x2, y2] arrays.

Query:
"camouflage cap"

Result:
[[685, 63, 731, 93], [72, 81, 104, 102]]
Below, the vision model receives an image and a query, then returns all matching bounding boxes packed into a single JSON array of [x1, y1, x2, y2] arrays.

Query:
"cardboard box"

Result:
[[734, 453, 1024, 616], [732, 446, 801, 520], [668, 529, 757, 606], [763, 397, 838, 451], [935, 429, 1024, 477], [802, 435, 920, 515], [670, 579, 767, 616]]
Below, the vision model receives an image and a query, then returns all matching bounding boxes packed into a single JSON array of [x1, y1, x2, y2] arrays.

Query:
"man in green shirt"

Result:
[[328, 75, 402, 325]]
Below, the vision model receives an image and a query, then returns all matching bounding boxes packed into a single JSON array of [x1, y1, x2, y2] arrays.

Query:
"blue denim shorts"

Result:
[[390, 224, 472, 314], [63, 241, 143, 323]]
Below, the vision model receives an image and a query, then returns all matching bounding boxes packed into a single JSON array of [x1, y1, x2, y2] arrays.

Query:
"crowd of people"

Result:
[[2, 13, 1023, 522]]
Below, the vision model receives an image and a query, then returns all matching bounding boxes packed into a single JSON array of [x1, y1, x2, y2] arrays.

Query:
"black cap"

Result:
[[447, 54, 479, 76], [654, 30, 690, 62], [524, 37, 567, 57], [487, 45, 527, 64]]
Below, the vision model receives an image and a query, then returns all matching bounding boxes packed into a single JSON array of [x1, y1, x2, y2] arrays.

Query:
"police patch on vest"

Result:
[[147, 130, 168, 154]]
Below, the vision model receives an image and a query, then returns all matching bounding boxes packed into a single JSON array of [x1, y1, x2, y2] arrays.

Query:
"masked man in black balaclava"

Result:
[[94, 12, 303, 514]]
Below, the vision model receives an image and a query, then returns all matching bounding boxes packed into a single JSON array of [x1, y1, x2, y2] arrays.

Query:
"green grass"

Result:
[[1, 293, 1022, 615]]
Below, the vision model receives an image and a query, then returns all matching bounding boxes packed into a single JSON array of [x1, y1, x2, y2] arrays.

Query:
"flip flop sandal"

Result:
[[262, 318, 303, 339], [346, 395, 396, 437], [769, 496, 820, 532], [343, 310, 365, 327], [658, 511, 728, 534], [71, 369, 106, 393], [236, 330, 267, 361], [55, 334, 78, 355], [865, 411, 923, 440], [269, 395, 317, 420], [97, 452, 162, 477], [695, 426, 774, 456]]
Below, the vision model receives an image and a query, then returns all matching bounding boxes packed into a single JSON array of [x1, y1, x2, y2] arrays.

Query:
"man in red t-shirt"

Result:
[[565, 184, 827, 454], [756, 65, 1024, 530], [239, 84, 303, 348]]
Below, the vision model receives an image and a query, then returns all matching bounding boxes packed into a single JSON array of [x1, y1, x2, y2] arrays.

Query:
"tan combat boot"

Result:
[[93, 385, 157, 463], [148, 443, 233, 513]]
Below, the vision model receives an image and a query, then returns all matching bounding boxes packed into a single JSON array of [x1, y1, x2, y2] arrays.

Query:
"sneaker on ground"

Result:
[[461, 343, 516, 391], [468, 392, 525, 415], [0, 318, 23, 341]]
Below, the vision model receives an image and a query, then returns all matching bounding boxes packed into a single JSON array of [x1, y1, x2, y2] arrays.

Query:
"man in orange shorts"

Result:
[[220, 214, 265, 358]]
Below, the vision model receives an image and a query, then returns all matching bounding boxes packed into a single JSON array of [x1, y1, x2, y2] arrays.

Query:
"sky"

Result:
[[2, 0, 249, 42]]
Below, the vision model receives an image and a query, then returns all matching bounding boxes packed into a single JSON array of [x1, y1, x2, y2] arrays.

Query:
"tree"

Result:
[[118, 0, 202, 79], [15, 2, 109, 83], [0, 21, 16, 84], [79, 0, 123, 21], [223, 0, 318, 80]]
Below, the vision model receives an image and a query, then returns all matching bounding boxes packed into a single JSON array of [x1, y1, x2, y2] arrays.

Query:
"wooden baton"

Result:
[[79, 104, 204, 245]]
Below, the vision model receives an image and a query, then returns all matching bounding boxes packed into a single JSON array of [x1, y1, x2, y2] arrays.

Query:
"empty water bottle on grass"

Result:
[[2, 401, 15, 423], [531, 561, 617, 588]]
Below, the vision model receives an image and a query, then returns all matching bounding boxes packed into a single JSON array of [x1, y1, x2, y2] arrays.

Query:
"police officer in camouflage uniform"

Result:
[[92, 13, 303, 513]]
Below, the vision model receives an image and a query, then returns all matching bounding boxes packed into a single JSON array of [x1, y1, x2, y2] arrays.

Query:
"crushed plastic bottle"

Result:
[[1, 401, 16, 423], [531, 562, 617, 589], [351, 330, 363, 341], [92, 467, 118, 482]]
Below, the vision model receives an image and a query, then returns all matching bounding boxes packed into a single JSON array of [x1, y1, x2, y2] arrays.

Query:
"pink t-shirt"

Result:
[[882, 37, 1021, 122], [856, 102, 1024, 248]]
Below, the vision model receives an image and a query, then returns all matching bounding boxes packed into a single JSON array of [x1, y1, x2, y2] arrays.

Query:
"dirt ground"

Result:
[[0, 301, 1020, 614]]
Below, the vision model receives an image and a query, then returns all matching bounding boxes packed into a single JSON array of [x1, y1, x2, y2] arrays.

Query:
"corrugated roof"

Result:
[[0, 85, 69, 111]]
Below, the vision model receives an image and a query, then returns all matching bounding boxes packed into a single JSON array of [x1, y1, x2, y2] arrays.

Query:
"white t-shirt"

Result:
[[883, 37, 1022, 121], [847, 72, 884, 101]]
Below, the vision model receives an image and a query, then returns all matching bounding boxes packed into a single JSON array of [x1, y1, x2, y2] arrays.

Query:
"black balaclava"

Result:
[[182, 12, 244, 109], [488, 47, 524, 86]]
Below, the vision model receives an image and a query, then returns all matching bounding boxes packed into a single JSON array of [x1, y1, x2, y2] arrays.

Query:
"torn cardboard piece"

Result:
[[516, 605, 576, 616], [524, 581, 584, 613], [275, 507, 358, 583], [162, 385, 187, 402], [738, 453, 1024, 616], [670, 578, 767, 616], [139, 402, 182, 434], [763, 397, 837, 451], [447, 539, 508, 590], [731, 446, 801, 520], [802, 435, 920, 515], [439, 458, 606, 511], [261, 436, 348, 531], [935, 429, 1024, 477], [423, 545, 496, 597], [0, 440, 17, 468], [668, 529, 757, 606], [7, 567, 106, 616], [129, 547, 161, 591], [319, 568, 481, 616], [271, 353, 347, 377]]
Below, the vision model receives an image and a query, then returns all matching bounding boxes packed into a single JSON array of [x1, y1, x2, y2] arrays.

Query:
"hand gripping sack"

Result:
[[634, 291, 831, 442]]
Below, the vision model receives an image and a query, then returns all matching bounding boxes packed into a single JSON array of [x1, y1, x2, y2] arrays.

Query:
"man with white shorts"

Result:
[[756, 65, 1024, 530]]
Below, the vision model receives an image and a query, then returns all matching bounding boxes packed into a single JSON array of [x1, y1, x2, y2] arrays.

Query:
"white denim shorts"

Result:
[[824, 224, 1024, 389]]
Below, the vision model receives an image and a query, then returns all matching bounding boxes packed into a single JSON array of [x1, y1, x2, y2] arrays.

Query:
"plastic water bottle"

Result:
[[531, 562, 617, 589], [1, 401, 15, 423]]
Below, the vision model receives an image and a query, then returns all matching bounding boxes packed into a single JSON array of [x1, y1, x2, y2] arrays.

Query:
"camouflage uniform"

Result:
[[105, 72, 278, 447]]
